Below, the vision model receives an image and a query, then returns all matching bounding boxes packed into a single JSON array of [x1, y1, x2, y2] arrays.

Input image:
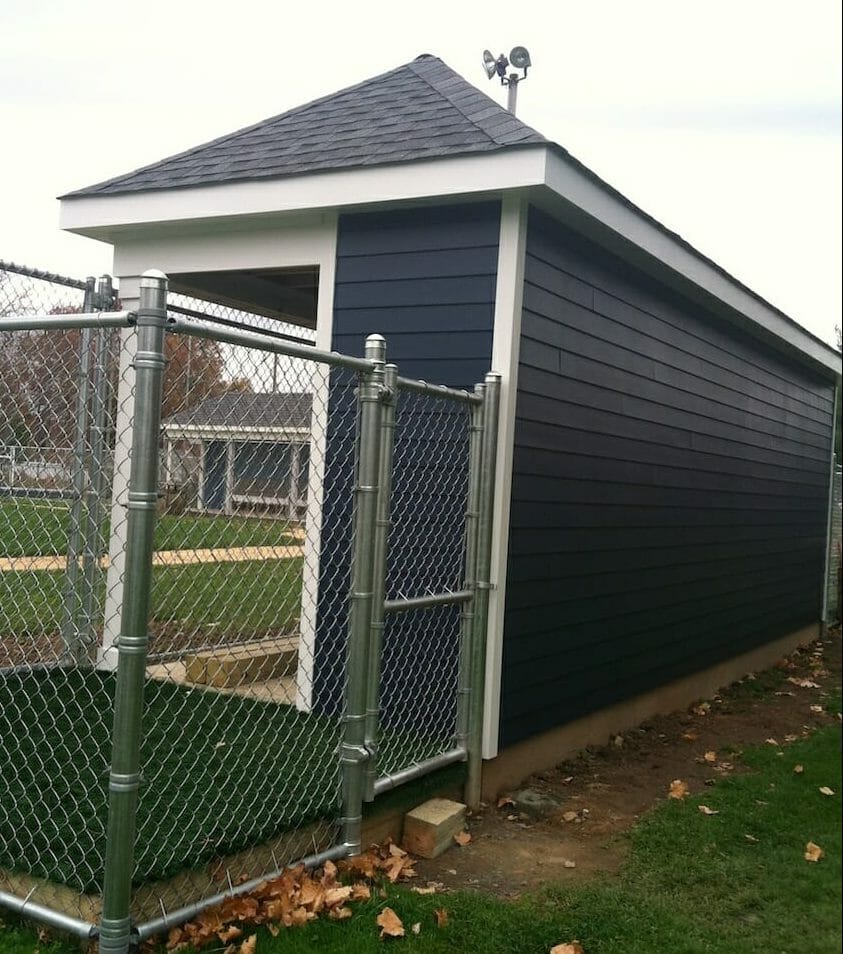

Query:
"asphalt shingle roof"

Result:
[[164, 392, 312, 430], [66, 55, 546, 197]]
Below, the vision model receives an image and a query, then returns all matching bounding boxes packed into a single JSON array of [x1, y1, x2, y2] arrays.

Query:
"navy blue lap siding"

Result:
[[499, 207, 835, 748], [313, 202, 500, 717]]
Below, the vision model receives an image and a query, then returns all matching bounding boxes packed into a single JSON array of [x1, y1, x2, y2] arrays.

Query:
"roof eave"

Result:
[[58, 143, 840, 379]]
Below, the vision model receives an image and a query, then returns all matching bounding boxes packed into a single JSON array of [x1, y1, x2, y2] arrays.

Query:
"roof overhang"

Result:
[[60, 144, 840, 379]]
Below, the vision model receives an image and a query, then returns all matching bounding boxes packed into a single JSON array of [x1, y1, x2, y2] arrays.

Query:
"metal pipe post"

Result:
[[363, 360, 397, 801], [339, 335, 385, 851], [456, 386, 484, 751], [821, 383, 840, 635], [61, 277, 95, 660], [465, 373, 501, 809], [98, 271, 169, 954]]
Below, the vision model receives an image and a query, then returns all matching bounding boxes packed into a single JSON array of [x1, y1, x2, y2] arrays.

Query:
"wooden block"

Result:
[[402, 798, 466, 859], [184, 638, 297, 688], [183, 654, 208, 685]]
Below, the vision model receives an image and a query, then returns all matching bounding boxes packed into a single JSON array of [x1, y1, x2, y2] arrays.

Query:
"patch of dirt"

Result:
[[416, 629, 842, 899]]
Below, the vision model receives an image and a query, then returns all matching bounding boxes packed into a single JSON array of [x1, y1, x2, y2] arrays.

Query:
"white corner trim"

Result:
[[296, 213, 339, 712], [482, 194, 528, 759], [60, 150, 547, 238]]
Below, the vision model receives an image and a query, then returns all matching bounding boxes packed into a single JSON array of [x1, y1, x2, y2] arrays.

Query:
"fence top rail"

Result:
[[395, 375, 482, 406], [167, 302, 316, 348], [0, 259, 88, 291], [168, 315, 376, 373], [0, 311, 135, 332]]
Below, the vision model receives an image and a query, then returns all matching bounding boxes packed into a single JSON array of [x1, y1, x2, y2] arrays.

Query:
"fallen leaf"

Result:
[[703, 751, 717, 763], [562, 810, 579, 822], [819, 787, 835, 796], [433, 909, 449, 929], [388, 842, 407, 858], [497, 796, 515, 809], [321, 859, 338, 888], [239, 936, 257, 954], [266, 923, 280, 937], [810, 704, 824, 713], [324, 886, 353, 908], [561, 775, 574, 785], [351, 882, 372, 902], [698, 805, 719, 815], [550, 943, 585, 954], [412, 885, 437, 895], [692, 703, 711, 716], [788, 676, 820, 689], [328, 906, 353, 921], [765, 738, 780, 746], [682, 732, 698, 742], [411, 923, 421, 935], [668, 779, 689, 800], [563, 859, 577, 869], [804, 842, 823, 863], [377, 907, 405, 938], [793, 764, 804, 774], [217, 925, 243, 943], [744, 834, 759, 843], [784, 734, 798, 742], [454, 831, 472, 847]]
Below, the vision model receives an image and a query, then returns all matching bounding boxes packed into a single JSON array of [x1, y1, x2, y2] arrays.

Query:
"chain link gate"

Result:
[[1, 267, 500, 951]]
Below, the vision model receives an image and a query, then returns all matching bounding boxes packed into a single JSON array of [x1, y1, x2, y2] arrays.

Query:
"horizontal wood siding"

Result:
[[313, 202, 500, 716], [499, 208, 835, 746]]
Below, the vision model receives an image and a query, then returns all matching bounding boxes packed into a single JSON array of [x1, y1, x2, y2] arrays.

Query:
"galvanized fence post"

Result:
[[61, 276, 95, 661], [99, 271, 168, 954], [363, 361, 397, 801], [80, 275, 115, 648], [465, 372, 501, 809], [339, 334, 385, 853], [456, 384, 484, 753]]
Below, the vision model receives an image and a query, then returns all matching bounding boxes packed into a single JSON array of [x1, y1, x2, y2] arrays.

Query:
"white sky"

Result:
[[1, 0, 840, 347]]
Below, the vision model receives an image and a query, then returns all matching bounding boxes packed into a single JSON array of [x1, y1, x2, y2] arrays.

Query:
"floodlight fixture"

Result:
[[509, 46, 531, 72], [481, 45, 532, 115], [482, 49, 497, 79]]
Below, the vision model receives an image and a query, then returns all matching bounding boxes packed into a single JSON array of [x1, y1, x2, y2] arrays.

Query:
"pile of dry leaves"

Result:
[[160, 841, 424, 953]]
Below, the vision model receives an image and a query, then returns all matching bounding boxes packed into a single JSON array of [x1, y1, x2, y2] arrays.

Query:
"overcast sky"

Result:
[[1, 0, 840, 346]]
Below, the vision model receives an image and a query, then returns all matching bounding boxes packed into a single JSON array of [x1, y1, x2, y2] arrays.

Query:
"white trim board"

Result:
[[482, 194, 528, 759]]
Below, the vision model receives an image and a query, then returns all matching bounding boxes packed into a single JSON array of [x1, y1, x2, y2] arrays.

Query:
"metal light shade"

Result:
[[482, 49, 497, 79], [510, 46, 531, 70]]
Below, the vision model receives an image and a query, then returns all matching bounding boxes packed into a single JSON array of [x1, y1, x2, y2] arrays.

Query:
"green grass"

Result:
[[182, 722, 843, 953], [2, 702, 840, 952], [0, 558, 303, 639], [0, 499, 298, 558], [0, 669, 341, 892]]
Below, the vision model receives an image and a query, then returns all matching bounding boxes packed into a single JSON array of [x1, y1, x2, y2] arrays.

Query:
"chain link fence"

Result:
[[0, 263, 499, 951]]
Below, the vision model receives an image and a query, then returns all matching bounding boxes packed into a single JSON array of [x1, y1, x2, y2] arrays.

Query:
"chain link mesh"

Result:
[[377, 388, 473, 777], [1, 262, 481, 933], [1, 263, 123, 910]]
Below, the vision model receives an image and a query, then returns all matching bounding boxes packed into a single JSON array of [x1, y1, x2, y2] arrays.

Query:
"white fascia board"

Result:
[[482, 194, 528, 759], [60, 149, 548, 239], [542, 150, 840, 378]]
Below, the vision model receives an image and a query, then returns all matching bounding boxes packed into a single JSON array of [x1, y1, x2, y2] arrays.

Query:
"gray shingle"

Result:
[[164, 392, 312, 430], [64, 55, 546, 197]]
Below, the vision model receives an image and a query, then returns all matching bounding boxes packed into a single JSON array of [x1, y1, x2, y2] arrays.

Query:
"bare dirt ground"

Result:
[[416, 628, 842, 899]]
